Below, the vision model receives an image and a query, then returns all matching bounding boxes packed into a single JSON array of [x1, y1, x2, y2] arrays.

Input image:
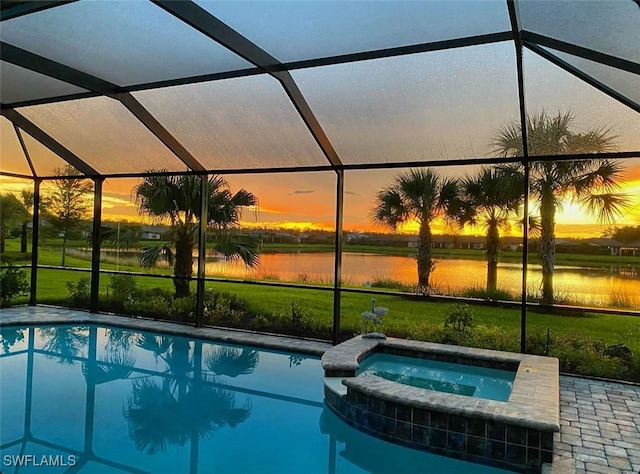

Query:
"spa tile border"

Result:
[[0, 306, 330, 356], [321, 335, 560, 430], [324, 384, 552, 473], [322, 335, 560, 472]]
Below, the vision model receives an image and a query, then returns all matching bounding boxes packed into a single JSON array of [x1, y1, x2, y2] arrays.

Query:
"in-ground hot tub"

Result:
[[321, 336, 560, 473], [357, 352, 517, 401]]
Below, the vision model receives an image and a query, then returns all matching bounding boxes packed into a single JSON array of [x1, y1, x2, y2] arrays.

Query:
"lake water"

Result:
[[204, 252, 640, 307]]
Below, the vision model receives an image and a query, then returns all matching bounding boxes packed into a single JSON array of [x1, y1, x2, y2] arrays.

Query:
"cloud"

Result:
[[345, 191, 360, 196], [289, 190, 315, 195], [256, 206, 284, 215], [101, 194, 133, 209]]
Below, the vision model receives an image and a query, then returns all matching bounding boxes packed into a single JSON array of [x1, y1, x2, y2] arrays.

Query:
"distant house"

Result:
[[622, 241, 640, 256], [140, 225, 166, 240], [555, 237, 624, 256], [555, 238, 581, 254], [455, 236, 485, 250], [304, 231, 334, 244], [501, 236, 522, 252], [432, 235, 453, 249], [345, 232, 368, 244], [389, 235, 419, 248], [585, 238, 624, 256], [365, 234, 392, 246]]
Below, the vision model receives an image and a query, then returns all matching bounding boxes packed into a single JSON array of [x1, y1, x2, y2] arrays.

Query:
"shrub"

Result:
[[108, 274, 137, 301], [172, 295, 196, 321], [603, 344, 633, 363], [131, 295, 171, 318], [443, 304, 474, 333], [0, 266, 29, 304], [66, 278, 90, 307], [251, 314, 271, 330], [202, 289, 245, 326]]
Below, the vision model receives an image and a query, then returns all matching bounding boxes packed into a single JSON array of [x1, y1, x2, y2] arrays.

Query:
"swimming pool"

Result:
[[357, 353, 516, 401], [0, 324, 510, 474]]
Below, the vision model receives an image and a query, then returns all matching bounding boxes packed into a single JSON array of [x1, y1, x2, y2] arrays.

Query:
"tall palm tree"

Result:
[[492, 111, 628, 303], [134, 173, 259, 298], [453, 166, 523, 293], [372, 169, 459, 288]]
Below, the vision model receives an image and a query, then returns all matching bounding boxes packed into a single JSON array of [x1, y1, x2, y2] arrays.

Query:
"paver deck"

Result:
[[549, 376, 640, 474], [1, 306, 639, 473]]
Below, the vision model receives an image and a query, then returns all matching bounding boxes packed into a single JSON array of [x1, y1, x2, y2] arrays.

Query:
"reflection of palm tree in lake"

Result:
[[0, 327, 25, 353], [40, 326, 88, 364], [125, 335, 253, 454]]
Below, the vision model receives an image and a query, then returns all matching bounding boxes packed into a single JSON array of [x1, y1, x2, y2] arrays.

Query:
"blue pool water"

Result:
[[0, 325, 510, 473], [357, 353, 516, 402]]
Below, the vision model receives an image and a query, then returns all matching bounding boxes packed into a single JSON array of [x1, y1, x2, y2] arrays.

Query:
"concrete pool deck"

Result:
[[1, 306, 639, 474]]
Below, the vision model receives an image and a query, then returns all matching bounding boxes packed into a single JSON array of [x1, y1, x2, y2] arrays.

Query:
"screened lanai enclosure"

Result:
[[1, 1, 639, 376]]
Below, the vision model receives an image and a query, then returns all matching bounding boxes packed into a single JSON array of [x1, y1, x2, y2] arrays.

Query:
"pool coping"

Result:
[[0, 306, 331, 356], [321, 335, 560, 432]]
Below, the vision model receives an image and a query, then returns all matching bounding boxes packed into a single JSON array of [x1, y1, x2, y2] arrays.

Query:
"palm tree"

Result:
[[453, 166, 523, 293], [492, 111, 628, 304], [372, 169, 459, 288], [133, 173, 259, 298]]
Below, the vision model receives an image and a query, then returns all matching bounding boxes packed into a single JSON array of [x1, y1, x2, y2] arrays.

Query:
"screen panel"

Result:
[[517, 0, 640, 64], [21, 132, 82, 177], [18, 96, 189, 175], [0, 1, 252, 87], [0, 61, 88, 106], [523, 49, 640, 155], [133, 75, 329, 170], [291, 42, 520, 165], [0, 117, 32, 175], [198, 0, 511, 63], [537, 46, 640, 111]]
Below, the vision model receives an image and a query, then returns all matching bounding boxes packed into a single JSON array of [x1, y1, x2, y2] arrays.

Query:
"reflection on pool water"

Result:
[[357, 353, 517, 402], [0, 325, 510, 473]]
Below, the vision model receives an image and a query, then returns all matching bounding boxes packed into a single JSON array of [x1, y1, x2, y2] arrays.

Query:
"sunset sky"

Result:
[[1, 40, 639, 240]]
